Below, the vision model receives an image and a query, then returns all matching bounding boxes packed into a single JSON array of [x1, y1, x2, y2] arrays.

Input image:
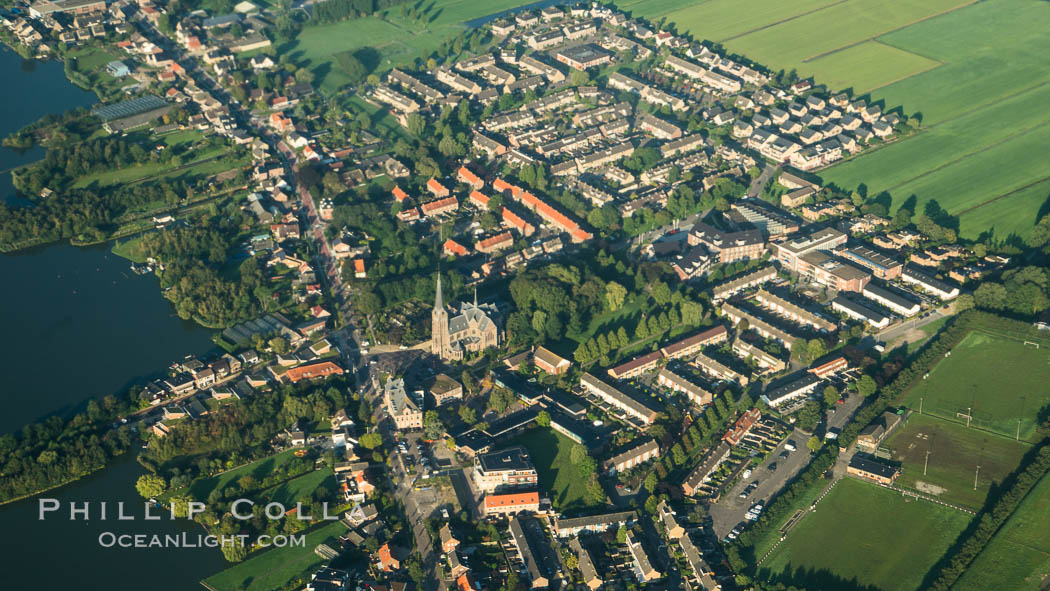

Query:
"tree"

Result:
[[458, 405, 477, 425], [423, 411, 444, 440], [606, 281, 627, 311], [823, 385, 840, 406], [269, 336, 289, 355], [974, 282, 1007, 310], [795, 400, 822, 432], [856, 374, 877, 398], [616, 525, 629, 544], [644, 472, 658, 492], [359, 433, 383, 449], [536, 410, 551, 427], [807, 338, 827, 362], [135, 474, 166, 499], [806, 436, 822, 452], [338, 53, 367, 84]]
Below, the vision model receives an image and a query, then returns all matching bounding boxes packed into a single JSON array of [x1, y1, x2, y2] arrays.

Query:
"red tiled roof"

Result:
[[458, 166, 482, 186], [285, 362, 343, 383], [444, 238, 469, 256], [427, 178, 449, 195], [501, 208, 534, 235], [392, 186, 409, 201], [470, 190, 490, 208], [483, 491, 539, 508], [421, 196, 458, 215], [477, 231, 513, 251]]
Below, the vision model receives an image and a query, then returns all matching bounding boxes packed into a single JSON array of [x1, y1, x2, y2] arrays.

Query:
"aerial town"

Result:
[[3, 0, 1050, 590]]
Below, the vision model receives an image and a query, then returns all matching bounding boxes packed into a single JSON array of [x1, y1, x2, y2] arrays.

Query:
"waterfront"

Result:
[[0, 46, 228, 587]]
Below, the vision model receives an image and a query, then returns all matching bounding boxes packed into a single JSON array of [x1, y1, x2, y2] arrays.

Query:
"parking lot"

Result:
[[708, 427, 813, 539]]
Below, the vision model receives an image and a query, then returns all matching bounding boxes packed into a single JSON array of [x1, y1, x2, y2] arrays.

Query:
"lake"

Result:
[[0, 46, 229, 588]]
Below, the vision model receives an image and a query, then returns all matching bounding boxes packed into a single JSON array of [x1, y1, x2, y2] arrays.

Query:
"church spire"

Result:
[[473, 287, 478, 308], [434, 274, 444, 311]]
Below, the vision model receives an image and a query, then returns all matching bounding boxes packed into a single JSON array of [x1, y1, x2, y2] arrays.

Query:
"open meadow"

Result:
[[952, 469, 1050, 591], [897, 330, 1050, 442], [621, 0, 1050, 240], [882, 413, 1030, 510], [759, 477, 971, 591], [285, 0, 538, 91]]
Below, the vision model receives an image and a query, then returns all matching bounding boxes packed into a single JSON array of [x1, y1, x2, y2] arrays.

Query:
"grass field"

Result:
[[285, 0, 537, 91], [760, 477, 971, 591], [162, 450, 300, 502], [507, 428, 595, 510], [898, 330, 1050, 442], [202, 520, 347, 591], [953, 469, 1050, 591], [263, 468, 335, 507], [882, 413, 1030, 510]]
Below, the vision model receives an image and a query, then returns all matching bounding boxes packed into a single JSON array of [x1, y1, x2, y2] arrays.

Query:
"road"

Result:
[[747, 163, 778, 198], [707, 428, 812, 538], [876, 308, 948, 349]]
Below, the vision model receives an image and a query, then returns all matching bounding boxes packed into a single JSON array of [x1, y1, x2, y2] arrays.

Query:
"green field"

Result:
[[285, 0, 536, 91], [507, 428, 595, 510], [202, 520, 348, 591], [882, 414, 1030, 510], [898, 330, 1050, 442], [162, 450, 301, 502], [953, 469, 1050, 591], [263, 468, 335, 507], [760, 477, 971, 591]]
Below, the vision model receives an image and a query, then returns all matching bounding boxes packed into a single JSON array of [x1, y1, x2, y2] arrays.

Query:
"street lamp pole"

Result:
[[974, 465, 980, 490]]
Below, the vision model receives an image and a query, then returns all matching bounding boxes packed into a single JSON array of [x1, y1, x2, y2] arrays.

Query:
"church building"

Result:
[[431, 276, 501, 361]]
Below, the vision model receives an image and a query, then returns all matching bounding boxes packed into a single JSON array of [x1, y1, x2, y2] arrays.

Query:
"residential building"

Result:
[[429, 373, 463, 406], [483, 491, 540, 516], [659, 325, 729, 360], [509, 516, 556, 589], [384, 377, 423, 431], [797, 250, 871, 292], [534, 346, 571, 375], [832, 295, 889, 329], [761, 373, 822, 409], [580, 373, 661, 425], [902, 265, 960, 300], [657, 368, 713, 406], [553, 511, 636, 537], [682, 441, 731, 496], [607, 351, 662, 380], [862, 283, 921, 317], [754, 289, 837, 332], [838, 245, 902, 279], [723, 408, 762, 446], [570, 538, 602, 590], [603, 438, 660, 474], [626, 530, 661, 582], [657, 500, 685, 539], [712, 266, 778, 302], [688, 223, 766, 263], [772, 227, 848, 271], [473, 446, 538, 493], [856, 411, 903, 453]]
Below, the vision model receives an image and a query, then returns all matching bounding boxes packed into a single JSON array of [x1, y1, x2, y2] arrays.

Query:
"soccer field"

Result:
[[760, 477, 971, 591], [953, 469, 1050, 591], [898, 330, 1050, 442], [882, 413, 1030, 510]]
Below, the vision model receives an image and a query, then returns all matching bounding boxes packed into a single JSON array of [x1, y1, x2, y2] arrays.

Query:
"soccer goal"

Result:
[[1024, 341, 1040, 349]]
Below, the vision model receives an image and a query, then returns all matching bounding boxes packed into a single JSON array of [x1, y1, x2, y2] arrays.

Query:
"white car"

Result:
[[742, 469, 752, 479]]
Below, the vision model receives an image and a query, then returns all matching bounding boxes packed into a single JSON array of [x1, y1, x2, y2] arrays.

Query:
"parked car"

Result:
[[768, 462, 778, 472]]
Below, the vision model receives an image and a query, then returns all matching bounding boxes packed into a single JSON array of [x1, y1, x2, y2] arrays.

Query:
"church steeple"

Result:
[[434, 274, 444, 311]]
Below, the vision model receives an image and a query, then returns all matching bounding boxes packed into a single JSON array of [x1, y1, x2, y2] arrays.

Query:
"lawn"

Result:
[[202, 520, 348, 591], [285, 0, 539, 91], [882, 413, 1030, 510], [760, 477, 972, 591], [162, 450, 300, 502], [262, 468, 335, 507], [952, 469, 1050, 591], [897, 330, 1050, 442], [506, 428, 596, 511]]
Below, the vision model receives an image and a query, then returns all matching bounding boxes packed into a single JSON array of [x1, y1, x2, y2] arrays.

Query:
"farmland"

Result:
[[897, 330, 1050, 442], [759, 477, 971, 591], [622, 0, 1050, 239], [284, 0, 538, 91], [952, 470, 1050, 591], [882, 413, 1030, 510], [507, 428, 595, 510]]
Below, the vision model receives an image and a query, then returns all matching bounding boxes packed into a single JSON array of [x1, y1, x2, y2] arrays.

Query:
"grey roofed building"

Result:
[[509, 516, 554, 588], [476, 445, 534, 473], [862, 282, 921, 317], [680, 533, 719, 589], [626, 530, 661, 581], [202, 13, 242, 28], [579, 372, 660, 425], [682, 441, 731, 496], [832, 294, 889, 327], [553, 510, 636, 537], [761, 372, 822, 408], [93, 96, 170, 122], [569, 538, 602, 589], [603, 437, 660, 474]]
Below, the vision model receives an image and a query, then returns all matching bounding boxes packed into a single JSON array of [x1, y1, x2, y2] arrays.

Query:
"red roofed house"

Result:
[[280, 361, 343, 384], [809, 356, 848, 378], [269, 112, 293, 133], [392, 185, 409, 202], [377, 543, 401, 572], [457, 574, 475, 591], [492, 177, 517, 196], [476, 231, 514, 254], [723, 408, 762, 446], [501, 208, 536, 236], [444, 238, 469, 257], [483, 490, 540, 516], [513, 189, 593, 243], [427, 178, 450, 198], [469, 190, 490, 209], [352, 259, 366, 279], [421, 196, 459, 217], [397, 207, 420, 222], [457, 166, 484, 190]]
